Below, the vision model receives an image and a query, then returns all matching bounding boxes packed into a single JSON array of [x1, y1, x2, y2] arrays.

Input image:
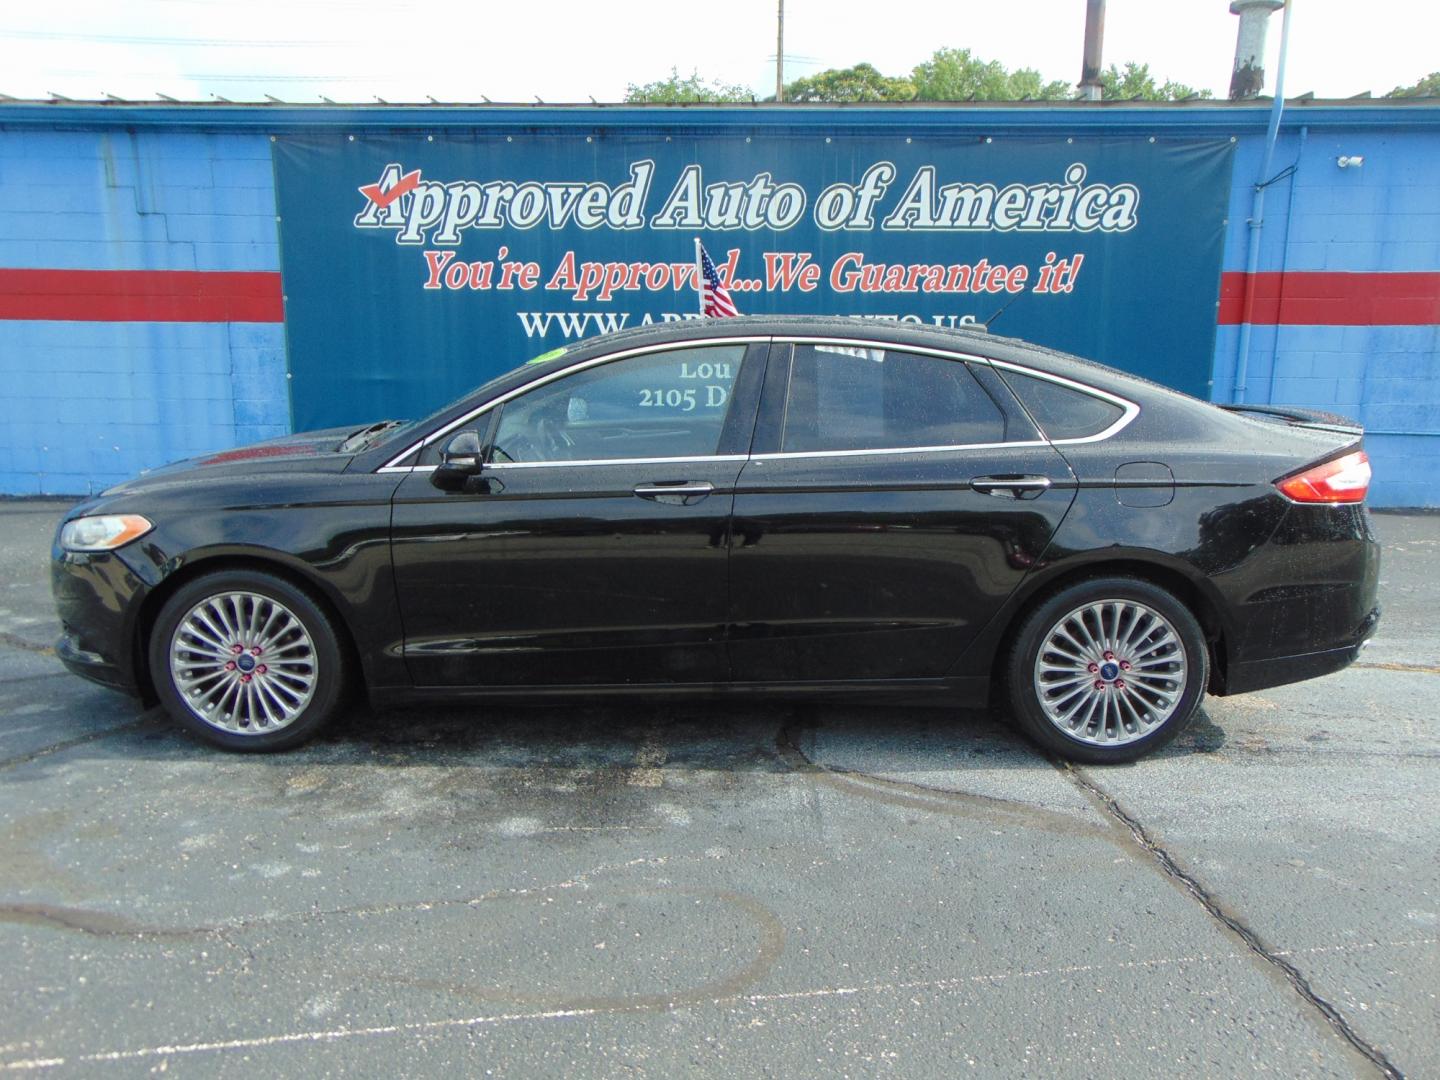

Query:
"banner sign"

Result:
[[274, 131, 1234, 430]]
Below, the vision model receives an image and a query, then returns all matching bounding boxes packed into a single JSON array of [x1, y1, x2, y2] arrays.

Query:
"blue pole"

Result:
[[1265, 123, 1308, 404], [1233, 0, 1293, 404]]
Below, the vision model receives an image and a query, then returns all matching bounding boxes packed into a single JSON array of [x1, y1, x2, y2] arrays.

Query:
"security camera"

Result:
[[1337, 155, 1365, 168]]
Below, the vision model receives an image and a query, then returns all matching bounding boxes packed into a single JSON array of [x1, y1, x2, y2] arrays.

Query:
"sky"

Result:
[[1, 0, 1435, 104]]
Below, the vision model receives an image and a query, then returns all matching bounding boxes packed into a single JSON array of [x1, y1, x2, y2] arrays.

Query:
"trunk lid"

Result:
[[1205, 403, 1366, 489], [1218, 404, 1363, 437]]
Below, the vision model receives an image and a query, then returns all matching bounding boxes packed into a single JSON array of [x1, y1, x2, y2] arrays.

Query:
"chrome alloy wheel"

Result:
[[168, 591, 318, 734], [1032, 600, 1188, 747]]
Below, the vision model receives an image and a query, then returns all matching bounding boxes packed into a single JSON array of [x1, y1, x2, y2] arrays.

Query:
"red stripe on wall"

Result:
[[0, 269, 283, 322], [1219, 271, 1440, 326], [2, 268, 1434, 327]]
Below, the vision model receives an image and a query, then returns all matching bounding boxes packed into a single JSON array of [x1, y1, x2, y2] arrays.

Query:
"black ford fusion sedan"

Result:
[[52, 316, 1379, 763]]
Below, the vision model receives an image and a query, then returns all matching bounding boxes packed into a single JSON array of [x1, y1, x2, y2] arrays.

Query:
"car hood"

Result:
[[100, 427, 358, 496]]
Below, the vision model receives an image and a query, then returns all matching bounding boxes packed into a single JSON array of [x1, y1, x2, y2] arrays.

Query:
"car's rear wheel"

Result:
[[148, 569, 347, 751], [1005, 577, 1207, 763]]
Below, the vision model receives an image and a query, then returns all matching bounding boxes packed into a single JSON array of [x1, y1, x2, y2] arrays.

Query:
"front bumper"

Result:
[[55, 630, 136, 693], [51, 545, 150, 696]]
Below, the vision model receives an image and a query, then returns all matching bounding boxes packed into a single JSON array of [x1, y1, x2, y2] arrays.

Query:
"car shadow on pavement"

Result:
[[330, 696, 1229, 768], [4, 680, 1229, 779]]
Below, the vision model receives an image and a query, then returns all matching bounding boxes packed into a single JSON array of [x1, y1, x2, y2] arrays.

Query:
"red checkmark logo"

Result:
[[359, 168, 422, 209]]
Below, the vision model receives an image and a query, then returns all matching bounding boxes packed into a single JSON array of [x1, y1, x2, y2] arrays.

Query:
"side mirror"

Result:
[[430, 430, 485, 492]]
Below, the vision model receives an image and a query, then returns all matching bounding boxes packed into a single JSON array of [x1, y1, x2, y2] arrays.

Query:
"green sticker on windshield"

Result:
[[526, 347, 568, 365]]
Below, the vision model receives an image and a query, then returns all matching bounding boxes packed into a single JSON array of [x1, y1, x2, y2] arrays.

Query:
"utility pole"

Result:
[[776, 0, 785, 101], [1078, 0, 1105, 101]]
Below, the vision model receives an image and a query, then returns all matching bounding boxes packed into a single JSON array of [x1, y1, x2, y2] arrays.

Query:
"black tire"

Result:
[[1004, 576, 1208, 764], [148, 568, 349, 752]]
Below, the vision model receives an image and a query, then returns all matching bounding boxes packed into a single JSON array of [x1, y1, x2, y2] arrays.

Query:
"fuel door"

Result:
[[1114, 461, 1175, 508]]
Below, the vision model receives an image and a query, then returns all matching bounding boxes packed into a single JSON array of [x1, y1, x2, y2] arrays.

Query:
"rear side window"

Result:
[[781, 345, 1005, 453], [1002, 370, 1125, 440]]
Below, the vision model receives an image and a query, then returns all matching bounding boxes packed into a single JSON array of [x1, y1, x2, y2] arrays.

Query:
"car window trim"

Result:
[[379, 334, 1140, 472], [750, 439, 1055, 462], [987, 357, 1139, 446], [378, 336, 771, 472], [488, 454, 749, 471]]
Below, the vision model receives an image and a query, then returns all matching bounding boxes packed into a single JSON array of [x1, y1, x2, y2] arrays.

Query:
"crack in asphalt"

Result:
[[1356, 661, 1440, 675], [0, 717, 157, 772], [0, 883, 790, 1021], [0, 632, 53, 656], [0, 671, 70, 685], [777, 712, 1408, 1078], [0, 849, 757, 940], [773, 719, 1123, 843], [1062, 763, 1405, 1080]]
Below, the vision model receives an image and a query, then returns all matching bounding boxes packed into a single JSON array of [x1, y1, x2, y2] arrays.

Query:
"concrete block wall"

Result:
[[1, 108, 1437, 506], [1213, 129, 1440, 507], [0, 130, 288, 496]]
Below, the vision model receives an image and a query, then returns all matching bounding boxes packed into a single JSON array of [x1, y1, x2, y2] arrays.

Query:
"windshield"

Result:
[[450, 345, 571, 403]]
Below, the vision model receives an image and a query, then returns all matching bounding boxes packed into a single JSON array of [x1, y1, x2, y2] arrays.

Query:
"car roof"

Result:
[[554, 314, 1001, 356]]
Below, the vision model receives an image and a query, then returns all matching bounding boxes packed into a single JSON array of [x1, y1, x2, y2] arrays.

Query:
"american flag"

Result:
[[695, 239, 739, 318]]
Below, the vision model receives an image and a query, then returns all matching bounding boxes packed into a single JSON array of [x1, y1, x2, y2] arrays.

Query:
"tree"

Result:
[[624, 53, 1214, 106], [910, 48, 1071, 102], [624, 68, 751, 104], [1385, 72, 1440, 98], [781, 62, 914, 103], [1098, 62, 1211, 101]]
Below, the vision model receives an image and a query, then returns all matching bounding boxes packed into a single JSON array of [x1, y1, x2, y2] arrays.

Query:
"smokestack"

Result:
[[1078, 0, 1106, 101], [1229, 0, 1285, 99]]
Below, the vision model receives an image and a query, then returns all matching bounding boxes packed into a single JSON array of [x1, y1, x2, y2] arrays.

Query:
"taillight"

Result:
[[1276, 450, 1371, 504]]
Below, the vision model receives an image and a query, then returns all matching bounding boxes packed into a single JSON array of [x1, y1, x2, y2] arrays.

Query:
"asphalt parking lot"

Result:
[[1, 500, 1436, 1077]]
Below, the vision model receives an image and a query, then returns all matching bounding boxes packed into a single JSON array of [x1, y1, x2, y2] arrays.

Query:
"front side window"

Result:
[[780, 344, 1006, 453], [491, 345, 745, 464]]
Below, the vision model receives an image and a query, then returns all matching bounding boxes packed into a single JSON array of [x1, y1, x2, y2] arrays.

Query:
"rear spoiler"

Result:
[[1219, 404, 1363, 437]]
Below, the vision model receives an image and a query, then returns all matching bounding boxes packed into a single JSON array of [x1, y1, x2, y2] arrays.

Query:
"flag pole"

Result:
[[694, 236, 705, 316]]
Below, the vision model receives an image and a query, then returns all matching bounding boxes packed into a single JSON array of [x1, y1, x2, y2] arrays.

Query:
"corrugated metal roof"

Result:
[[3, 93, 1438, 108], [2, 96, 1438, 134]]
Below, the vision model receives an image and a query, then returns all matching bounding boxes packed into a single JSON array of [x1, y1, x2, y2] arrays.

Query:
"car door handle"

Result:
[[972, 475, 1053, 500], [633, 480, 715, 506]]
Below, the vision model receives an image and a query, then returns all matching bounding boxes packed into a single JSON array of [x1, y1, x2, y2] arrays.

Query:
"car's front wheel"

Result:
[[148, 569, 347, 751], [1005, 576, 1208, 763]]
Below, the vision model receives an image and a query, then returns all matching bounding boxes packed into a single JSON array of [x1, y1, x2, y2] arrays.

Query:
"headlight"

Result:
[[59, 515, 154, 552]]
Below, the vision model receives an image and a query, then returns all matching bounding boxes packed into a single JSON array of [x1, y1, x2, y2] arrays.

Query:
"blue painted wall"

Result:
[[1212, 128, 1440, 507], [0, 129, 289, 496], [0, 105, 1436, 505]]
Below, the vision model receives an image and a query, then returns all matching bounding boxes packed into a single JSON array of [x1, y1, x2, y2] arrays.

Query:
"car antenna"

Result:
[[976, 291, 1026, 332]]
